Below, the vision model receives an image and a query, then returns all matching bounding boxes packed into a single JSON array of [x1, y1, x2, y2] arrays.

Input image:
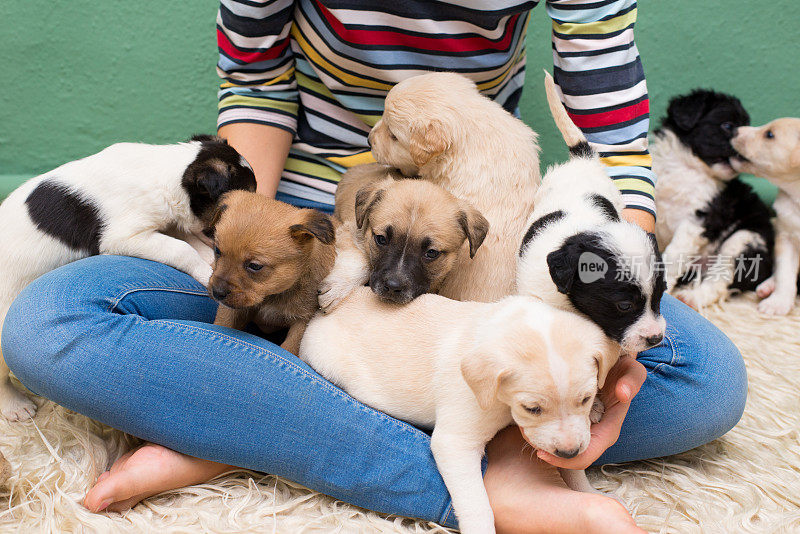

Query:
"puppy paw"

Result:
[[191, 264, 213, 288], [758, 293, 795, 316], [672, 285, 725, 310], [0, 387, 37, 422], [590, 397, 604, 424], [318, 278, 357, 314], [756, 277, 776, 299]]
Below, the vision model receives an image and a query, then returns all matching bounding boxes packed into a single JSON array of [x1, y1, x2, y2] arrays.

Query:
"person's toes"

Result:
[[83, 468, 145, 512]]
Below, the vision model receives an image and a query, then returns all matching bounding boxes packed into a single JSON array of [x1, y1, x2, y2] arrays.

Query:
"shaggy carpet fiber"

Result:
[[1, 293, 798, 533]]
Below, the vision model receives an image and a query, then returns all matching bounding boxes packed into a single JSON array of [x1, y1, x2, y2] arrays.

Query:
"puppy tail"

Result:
[[544, 70, 595, 159]]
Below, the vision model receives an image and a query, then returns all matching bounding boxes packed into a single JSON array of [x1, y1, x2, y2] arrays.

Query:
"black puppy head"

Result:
[[182, 135, 257, 222], [546, 232, 651, 346], [660, 90, 750, 166]]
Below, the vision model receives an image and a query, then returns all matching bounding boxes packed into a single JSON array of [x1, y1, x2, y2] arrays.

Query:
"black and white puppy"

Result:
[[517, 73, 666, 355], [0, 135, 256, 421], [652, 90, 774, 309]]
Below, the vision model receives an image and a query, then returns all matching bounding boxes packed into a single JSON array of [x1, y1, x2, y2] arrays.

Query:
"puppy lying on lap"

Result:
[[300, 288, 618, 534], [517, 73, 666, 355], [319, 163, 488, 311], [0, 135, 256, 421], [207, 191, 336, 354]]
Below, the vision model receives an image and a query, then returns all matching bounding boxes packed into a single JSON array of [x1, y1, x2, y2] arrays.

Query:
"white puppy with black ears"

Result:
[[0, 135, 256, 421], [300, 288, 619, 534], [517, 73, 666, 355]]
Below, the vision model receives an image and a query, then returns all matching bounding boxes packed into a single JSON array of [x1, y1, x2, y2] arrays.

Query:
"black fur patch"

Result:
[[369, 231, 431, 304], [546, 232, 654, 344], [182, 136, 257, 222], [691, 178, 775, 291], [657, 89, 750, 166], [588, 194, 620, 221], [25, 180, 104, 255], [569, 141, 594, 159], [519, 210, 565, 255]]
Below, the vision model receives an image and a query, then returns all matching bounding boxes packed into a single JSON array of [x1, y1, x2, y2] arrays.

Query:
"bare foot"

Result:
[[83, 443, 233, 513], [485, 427, 644, 534]]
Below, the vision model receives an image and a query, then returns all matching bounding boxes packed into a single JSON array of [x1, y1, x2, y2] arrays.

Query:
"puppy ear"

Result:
[[457, 201, 490, 259], [290, 210, 335, 245], [196, 167, 231, 202], [409, 119, 451, 167], [546, 241, 582, 294], [461, 354, 508, 410], [202, 199, 229, 239], [667, 91, 709, 132], [354, 183, 386, 230], [594, 338, 620, 389]]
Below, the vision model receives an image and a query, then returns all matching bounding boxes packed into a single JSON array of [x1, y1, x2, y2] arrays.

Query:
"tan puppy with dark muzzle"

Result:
[[300, 288, 619, 534], [207, 191, 336, 354], [369, 72, 541, 302], [318, 163, 489, 311], [731, 118, 800, 315]]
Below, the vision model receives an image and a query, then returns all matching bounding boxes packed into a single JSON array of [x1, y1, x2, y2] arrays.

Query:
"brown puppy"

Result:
[[208, 191, 336, 354], [369, 72, 541, 302], [318, 163, 489, 311]]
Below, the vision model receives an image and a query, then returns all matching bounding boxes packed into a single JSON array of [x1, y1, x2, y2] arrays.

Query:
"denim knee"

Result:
[[680, 320, 748, 446]]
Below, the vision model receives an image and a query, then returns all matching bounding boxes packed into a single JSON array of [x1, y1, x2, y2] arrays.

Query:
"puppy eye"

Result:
[[423, 249, 441, 260], [525, 405, 542, 415], [214, 246, 221, 257], [374, 234, 388, 246], [616, 301, 633, 312], [245, 262, 263, 273], [581, 396, 591, 405], [720, 122, 733, 132], [765, 130, 774, 139], [388, 130, 397, 141]]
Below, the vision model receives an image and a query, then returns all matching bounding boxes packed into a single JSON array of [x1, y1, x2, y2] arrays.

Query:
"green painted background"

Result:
[[2, 1, 798, 200]]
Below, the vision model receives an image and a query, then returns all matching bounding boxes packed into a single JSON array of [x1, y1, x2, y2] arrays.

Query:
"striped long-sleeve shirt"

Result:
[[217, 0, 655, 215]]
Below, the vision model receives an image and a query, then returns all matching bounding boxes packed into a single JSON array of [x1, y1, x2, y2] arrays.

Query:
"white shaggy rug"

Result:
[[1, 293, 799, 533]]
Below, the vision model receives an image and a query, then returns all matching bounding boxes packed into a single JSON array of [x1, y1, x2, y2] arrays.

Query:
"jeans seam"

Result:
[[441, 501, 456, 527], [108, 287, 209, 313], [152, 319, 432, 439], [649, 329, 678, 376]]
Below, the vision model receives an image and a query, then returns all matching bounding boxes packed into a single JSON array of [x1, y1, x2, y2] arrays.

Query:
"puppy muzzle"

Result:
[[369, 272, 421, 304]]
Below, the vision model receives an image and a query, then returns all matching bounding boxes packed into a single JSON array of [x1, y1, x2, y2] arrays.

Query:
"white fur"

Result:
[[0, 142, 216, 421], [300, 289, 615, 534]]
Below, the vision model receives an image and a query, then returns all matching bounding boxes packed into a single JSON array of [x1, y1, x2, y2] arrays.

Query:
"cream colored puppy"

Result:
[[300, 288, 618, 534], [369, 72, 541, 302], [731, 118, 800, 315]]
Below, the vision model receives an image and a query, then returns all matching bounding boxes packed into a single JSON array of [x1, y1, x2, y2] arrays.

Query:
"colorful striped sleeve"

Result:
[[546, 0, 656, 216], [216, 0, 299, 135]]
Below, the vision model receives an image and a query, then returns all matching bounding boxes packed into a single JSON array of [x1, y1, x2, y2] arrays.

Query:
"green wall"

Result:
[[2, 1, 798, 200]]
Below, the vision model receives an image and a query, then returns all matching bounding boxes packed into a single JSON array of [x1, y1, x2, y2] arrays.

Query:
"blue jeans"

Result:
[[2, 256, 747, 528]]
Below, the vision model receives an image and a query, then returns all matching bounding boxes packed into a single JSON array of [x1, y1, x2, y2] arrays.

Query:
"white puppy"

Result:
[[0, 135, 256, 421], [731, 118, 800, 315], [517, 73, 666, 355], [369, 72, 541, 302], [300, 288, 618, 534]]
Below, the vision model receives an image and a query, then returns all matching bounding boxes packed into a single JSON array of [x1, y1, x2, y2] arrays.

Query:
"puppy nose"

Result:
[[211, 284, 230, 301], [554, 447, 580, 459], [383, 277, 405, 294], [645, 334, 664, 347]]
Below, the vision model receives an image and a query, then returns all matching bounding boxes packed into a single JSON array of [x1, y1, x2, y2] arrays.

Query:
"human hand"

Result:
[[535, 355, 647, 470]]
